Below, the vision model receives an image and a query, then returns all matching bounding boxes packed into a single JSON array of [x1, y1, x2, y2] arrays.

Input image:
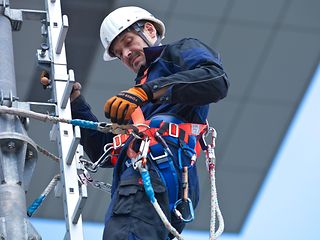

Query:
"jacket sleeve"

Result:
[[71, 95, 114, 166], [143, 38, 229, 106]]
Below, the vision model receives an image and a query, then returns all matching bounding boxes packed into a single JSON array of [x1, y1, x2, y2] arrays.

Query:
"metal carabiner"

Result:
[[204, 127, 217, 171], [92, 143, 113, 168], [84, 143, 113, 172], [127, 137, 150, 170], [96, 122, 113, 133], [173, 198, 195, 223], [78, 169, 93, 185], [97, 122, 139, 135]]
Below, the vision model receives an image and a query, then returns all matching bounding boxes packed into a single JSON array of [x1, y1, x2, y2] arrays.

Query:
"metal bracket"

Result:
[[11, 101, 57, 116], [54, 178, 62, 198], [21, 9, 47, 21], [4, 7, 23, 31], [0, 90, 19, 107], [2, 7, 47, 31], [29, 102, 57, 116], [60, 69, 74, 109], [66, 126, 80, 165], [71, 184, 87, 224], [56, 15, 68, 54], [49, 124, 58, 142], [11, 101, 56, 131], [10, 100, 56, 132]]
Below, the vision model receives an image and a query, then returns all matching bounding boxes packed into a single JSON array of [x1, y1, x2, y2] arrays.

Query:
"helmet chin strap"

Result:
[[132, 22, 162, 47]]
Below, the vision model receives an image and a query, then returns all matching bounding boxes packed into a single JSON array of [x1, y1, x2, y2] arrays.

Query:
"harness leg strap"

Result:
[[149, 144, 179, 211]]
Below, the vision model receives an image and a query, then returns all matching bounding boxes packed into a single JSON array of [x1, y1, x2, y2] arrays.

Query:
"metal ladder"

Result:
[[43, 1, 86, 239], [0, 0, 87, 239]]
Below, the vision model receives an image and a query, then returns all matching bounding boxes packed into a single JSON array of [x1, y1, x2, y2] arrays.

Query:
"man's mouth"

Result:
[[130, 53, 140, 68]]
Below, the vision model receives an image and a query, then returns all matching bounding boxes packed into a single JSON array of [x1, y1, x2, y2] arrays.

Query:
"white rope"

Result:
[[205, 126, 224, 240], [36, 144, 60, 162], [210, 167, 217, 238], [209, 167, 224, 240], [152, 199, 184, 240], [0, 105, 67, 123], [135, 155, 185, 240], [42, 174, 61, 196]]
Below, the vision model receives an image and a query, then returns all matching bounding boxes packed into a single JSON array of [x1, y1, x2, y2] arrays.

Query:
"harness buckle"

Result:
[[149, 150, 168, 164], [113, 135, 123, 149], [191, 124, 201, 135], [168, 123, 179, 138]]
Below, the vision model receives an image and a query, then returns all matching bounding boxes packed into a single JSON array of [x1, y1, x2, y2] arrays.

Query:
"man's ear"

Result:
[[143, 22, 157, 39]]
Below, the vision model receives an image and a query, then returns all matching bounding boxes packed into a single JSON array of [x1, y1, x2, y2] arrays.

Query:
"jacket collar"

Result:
[[137, 45, 166, 77]]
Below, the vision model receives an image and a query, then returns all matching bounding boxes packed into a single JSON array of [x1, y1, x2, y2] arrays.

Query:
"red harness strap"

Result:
[[110, 68, 207, 165], [110, 116, 207, 166]]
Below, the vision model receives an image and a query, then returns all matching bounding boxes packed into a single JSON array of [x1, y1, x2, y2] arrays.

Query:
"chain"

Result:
[[78, 170, 112, 194]]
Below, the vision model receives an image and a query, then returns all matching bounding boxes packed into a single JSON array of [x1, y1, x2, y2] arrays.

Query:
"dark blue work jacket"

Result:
[[71, 37, 229, 193], [137, 38, 229, 124]]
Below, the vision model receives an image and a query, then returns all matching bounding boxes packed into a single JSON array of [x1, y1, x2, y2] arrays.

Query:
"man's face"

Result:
[[111, 31, 149, 73]]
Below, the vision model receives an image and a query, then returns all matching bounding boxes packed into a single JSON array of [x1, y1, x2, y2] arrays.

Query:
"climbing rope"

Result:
[[36, 144, 60, 162], [127, 136, 185, 240], [209, 167, 224, 239], [27, 144, 113, 216], [27, 174, 60, 217], [0, 105, 138, 135], [205, 127, 224, 239]]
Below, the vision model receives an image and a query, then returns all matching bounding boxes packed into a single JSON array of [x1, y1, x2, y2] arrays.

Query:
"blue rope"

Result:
[[27, 195, 45, 217], [140, 169, 156, 203], [69, 119, 98, 130]]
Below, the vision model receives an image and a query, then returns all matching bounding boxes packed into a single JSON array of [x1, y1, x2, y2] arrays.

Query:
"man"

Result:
[[71, 6, 229, 240]]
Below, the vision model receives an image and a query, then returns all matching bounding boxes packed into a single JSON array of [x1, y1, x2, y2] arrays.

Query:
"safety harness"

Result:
[[106, 107, 225, 240], [110, 109, 207, 217]]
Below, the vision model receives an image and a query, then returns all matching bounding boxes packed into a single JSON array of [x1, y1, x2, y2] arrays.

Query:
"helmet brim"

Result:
[[103, 49, 117, 61]]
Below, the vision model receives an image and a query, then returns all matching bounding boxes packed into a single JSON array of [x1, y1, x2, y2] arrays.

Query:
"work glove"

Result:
[[104, 86, 150, 125]]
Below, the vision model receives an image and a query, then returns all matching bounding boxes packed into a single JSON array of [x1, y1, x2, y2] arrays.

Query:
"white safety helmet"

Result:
[[100, 6, 165, 61]]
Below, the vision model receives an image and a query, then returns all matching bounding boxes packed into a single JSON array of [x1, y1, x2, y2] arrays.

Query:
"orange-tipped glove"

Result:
[[104, 86, 151, 124]]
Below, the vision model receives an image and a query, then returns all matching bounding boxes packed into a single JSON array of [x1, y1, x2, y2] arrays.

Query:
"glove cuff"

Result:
[[117, 91, 145, 106], [137, 84, 153, 102]]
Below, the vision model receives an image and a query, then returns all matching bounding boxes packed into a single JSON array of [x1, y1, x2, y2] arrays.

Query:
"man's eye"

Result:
[[126, 37, 132, 45]]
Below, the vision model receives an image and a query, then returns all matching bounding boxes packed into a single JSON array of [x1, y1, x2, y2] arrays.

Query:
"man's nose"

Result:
[[123, 48, 132, 59]]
